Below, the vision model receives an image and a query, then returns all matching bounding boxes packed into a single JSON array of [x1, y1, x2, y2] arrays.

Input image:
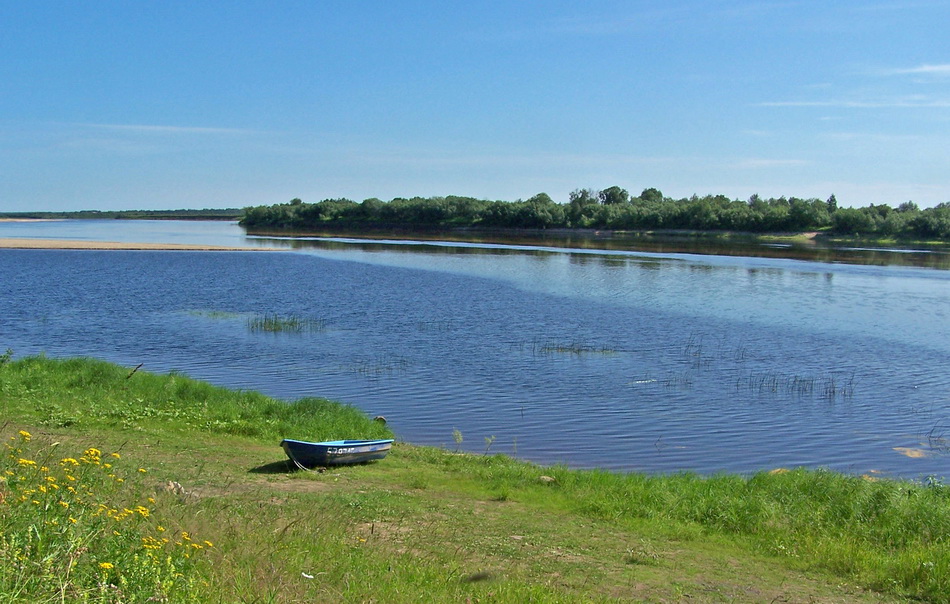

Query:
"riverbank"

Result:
[[1, 356, 946, 602], [0, 237, 281, 251]]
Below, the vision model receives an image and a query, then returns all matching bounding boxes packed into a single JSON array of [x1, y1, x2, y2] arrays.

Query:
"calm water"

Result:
[[1, 220, 949, 479]]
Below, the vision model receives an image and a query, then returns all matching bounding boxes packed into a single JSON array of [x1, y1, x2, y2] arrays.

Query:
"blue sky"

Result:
[[2, 1, 949, 211]]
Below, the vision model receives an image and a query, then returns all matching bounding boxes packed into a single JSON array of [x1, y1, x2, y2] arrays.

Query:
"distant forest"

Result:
[[0, 208, 242, 220], [240, 188, 950, 240]]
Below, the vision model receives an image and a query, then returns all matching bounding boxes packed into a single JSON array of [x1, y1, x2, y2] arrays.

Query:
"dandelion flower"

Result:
[[99, 562, 114, 570]]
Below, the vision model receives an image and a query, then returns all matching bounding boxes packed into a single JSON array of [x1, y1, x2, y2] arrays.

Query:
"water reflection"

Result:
[[249, 228, 950, 270]]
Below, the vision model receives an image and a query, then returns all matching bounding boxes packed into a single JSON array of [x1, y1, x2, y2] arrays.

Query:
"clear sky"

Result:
[[2, 1, 949, 211]]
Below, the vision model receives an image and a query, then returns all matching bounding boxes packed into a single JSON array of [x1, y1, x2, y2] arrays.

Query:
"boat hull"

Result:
[[281, 438, 394, 468]]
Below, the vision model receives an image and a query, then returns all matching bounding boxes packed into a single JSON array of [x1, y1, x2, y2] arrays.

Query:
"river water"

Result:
[[1, 220, 948, 479]]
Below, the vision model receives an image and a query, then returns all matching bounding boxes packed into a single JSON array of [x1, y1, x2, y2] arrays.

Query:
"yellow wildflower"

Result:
[[99, 562, 114, 570], [18, 430, 31, 442], [60, 458, 79, 466], [40, 466, 49, 473], [138, 468, 147, 473], [203, 540, 213, 548], [58, 501, 69, 509], [156, 525, 165, 532], [17, 458, 36, 467], [110, 452, 120, 459]]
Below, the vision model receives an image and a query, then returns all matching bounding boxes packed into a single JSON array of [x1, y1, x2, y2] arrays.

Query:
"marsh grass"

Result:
[[246, 314, 326, 334], [513, 338, 618, 356], [737, 370, 855, 399]]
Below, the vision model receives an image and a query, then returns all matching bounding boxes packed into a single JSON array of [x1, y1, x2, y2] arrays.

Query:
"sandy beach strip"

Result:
[[0, 238, 282, 251]]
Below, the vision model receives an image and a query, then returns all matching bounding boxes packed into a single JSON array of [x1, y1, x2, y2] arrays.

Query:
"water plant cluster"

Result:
[[0, 430, 212, 602], [737, 370, 855, 399], [246, 314, 326, 334], [240, 191, 950, 239], [512, 338, 618, 356]]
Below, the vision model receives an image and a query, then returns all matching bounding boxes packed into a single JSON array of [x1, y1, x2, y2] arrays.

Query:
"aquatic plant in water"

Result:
[[247, 314, 326, 334]]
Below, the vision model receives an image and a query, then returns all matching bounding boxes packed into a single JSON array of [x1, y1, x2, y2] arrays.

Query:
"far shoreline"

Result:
[[0, 238, 282, 251]]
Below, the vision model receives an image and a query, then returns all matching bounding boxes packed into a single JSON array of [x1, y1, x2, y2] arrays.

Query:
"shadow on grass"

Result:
[[248, 460, 296, 474]]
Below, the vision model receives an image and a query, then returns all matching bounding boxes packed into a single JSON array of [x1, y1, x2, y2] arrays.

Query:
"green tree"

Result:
[[599, 186, 629, 205], [639, 188, 664, 203], [825, 194, 837, 214]]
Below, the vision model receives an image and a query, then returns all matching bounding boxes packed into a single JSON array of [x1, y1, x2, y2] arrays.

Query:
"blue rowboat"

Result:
[[281, 438, 394, 469]]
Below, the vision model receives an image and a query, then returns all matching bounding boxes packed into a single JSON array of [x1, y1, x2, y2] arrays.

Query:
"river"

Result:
[[1, 219, 948, 479]]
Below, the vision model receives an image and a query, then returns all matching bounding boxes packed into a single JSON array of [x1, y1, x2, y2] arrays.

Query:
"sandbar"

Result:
[[0, 238, 281, 251]]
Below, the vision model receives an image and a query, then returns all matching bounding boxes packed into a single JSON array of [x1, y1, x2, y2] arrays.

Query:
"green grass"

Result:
[[0, 355, 389, 443], [2, 356, 947, 602]]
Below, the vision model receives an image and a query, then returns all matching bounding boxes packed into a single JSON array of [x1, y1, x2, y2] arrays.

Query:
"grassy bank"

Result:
[[2, 356, 947, 602]]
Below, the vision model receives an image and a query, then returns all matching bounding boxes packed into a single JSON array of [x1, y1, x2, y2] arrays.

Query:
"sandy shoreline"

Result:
[[0, 238, 281, 251]]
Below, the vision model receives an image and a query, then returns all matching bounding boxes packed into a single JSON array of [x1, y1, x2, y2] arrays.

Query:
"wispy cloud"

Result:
[[759, 97, 950, 108], [883, 63, 950, 76]]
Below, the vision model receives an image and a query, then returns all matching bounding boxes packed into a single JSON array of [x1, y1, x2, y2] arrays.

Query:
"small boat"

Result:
[[281, 438, 395, 469]]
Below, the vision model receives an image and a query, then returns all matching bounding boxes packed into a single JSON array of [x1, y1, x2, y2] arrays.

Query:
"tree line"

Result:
[[239, 188, 950, 239]]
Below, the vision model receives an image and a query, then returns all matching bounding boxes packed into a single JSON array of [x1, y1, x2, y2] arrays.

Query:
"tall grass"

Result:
[[0, 356, 391, 443]]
